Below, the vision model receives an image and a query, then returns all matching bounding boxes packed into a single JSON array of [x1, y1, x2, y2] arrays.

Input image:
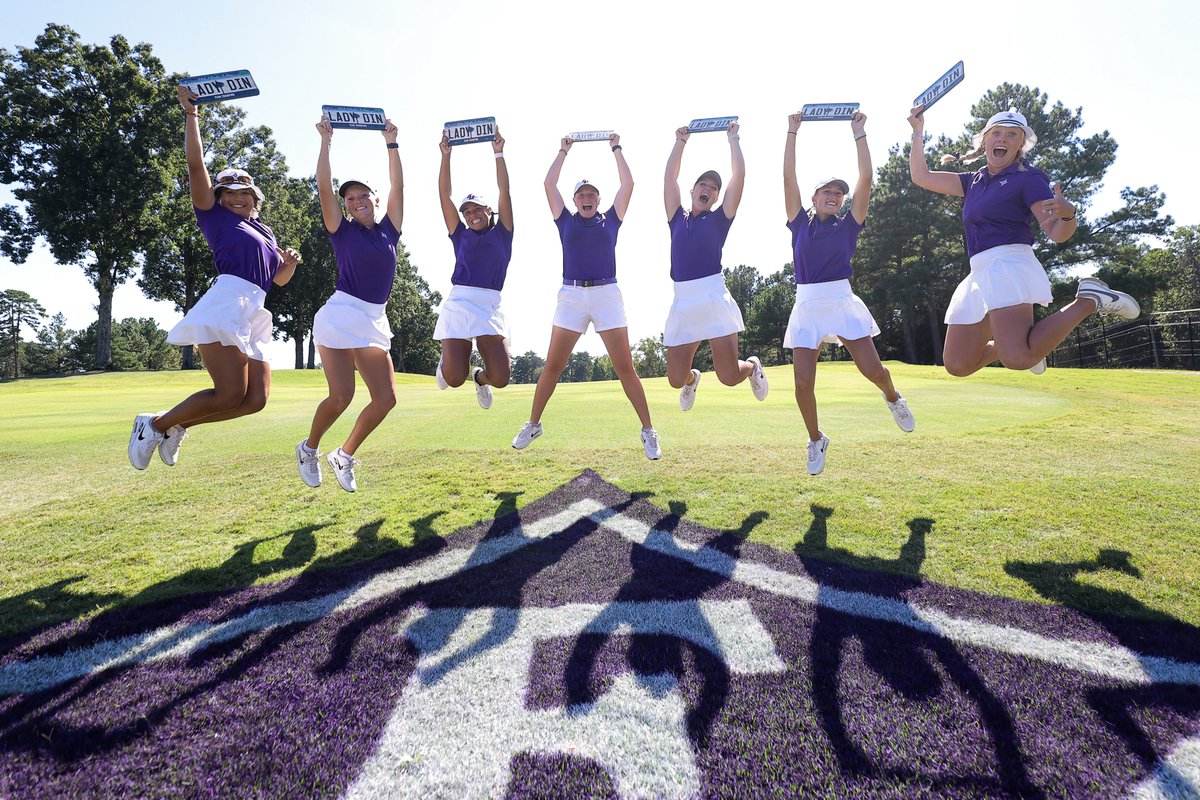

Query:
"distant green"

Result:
[[1, 363, 1197, 638]]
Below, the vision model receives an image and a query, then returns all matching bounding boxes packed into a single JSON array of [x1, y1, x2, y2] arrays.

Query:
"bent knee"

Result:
[[490, 376, 510, 390], [715, 368, 743, 387], [943, 360, 975, 378]]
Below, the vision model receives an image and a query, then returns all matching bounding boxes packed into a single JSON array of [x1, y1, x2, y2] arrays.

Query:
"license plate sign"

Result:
[[800, 103, 860, 121], [181, 70, 259, 105], [913, 61, 965, 110], [687, 116, 738, 133], [567, 130, 614, 142], [323, 105, 387, 131], [444, 117, 496, 146]]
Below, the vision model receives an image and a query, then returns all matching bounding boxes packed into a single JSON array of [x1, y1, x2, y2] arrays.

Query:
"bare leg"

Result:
[[840, 336, 899, 401], [667, 341, 702, 389], [792, 347, 821, 441], [188, 359, 271, 425], [943, 320, 998, 377], [709, 332, 753, 386], [529, 326, 582, 425], [990, 300, 1098, 370], [153, 343, 252, 432], [440, 338, 473, 388], [341, 347, 397, 455], [475, 334, 511, 388], [304, 346, 356, 450], [599, 326, 653, 429]]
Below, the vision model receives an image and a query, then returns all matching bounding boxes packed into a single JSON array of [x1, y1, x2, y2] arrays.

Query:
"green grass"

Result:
[[1, 363, 1198, 638]]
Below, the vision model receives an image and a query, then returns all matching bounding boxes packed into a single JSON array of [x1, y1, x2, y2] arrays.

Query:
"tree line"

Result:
[[2, 25, 1195, 381]]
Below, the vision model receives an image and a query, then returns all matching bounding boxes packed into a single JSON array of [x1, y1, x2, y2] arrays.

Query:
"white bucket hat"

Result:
[[974, 109, 1038, 155], [212, 168, 265, 202]]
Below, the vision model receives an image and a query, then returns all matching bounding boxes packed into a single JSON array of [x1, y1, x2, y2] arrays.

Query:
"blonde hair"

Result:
[[941, 126, 1028, 170]]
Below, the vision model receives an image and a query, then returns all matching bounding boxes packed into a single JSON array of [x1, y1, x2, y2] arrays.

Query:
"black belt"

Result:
[[563, 277, 617, 287]]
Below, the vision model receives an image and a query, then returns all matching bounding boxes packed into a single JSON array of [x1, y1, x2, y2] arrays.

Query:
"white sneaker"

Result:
[[1029, 358, 1047, 375], [679, 369, 701, 411], [807, 433, 829, 475], [326, 447, 358, 492], [641, 427, 662, 460], [1077, 277, 1140, 320], [295, 439, 322, 488], [747, 356, 769, 401], [128, 412, 164, 470], [512, 421, 543, 450], [883, 393, 915, 433], [435, 359, 449, 390], [158, 418, 188, 466], [472, 367, 493, 410]]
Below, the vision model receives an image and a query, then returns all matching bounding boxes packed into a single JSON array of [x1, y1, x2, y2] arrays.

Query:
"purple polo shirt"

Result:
[[787, 210, 864, 285], [449, 221, 513, 291], [668, 206, 734, 282], [194, 204, 280, 293], [555, 205, 621, 282], [957, 162, 1054, 258], [329, 214, 401, 304]]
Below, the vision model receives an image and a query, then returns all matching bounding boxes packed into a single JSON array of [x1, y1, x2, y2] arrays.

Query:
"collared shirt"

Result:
[[328, 214, 401, 304], [449, 220, 513, 291], [194, 204, 280, 293], [957, 162, 1054, 257], [668, 206, 734, 282], [787, 210, 864, 285], [555, 205, 622, 282]]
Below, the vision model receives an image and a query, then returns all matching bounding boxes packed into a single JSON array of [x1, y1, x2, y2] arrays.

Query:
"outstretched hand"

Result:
[[492, 126, 505, 153], [676, 126, 690, 144], [177, 85, 200, 112], [382, 119, 398, 145], [1037, 182, 1076, 222], [560, 136, 573, 154], [440, 132, 452, 156], [315, 116, 333, 141]]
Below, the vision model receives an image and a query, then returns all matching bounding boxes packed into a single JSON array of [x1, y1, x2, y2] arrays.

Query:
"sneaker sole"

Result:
[[512, 430, 542, 450]]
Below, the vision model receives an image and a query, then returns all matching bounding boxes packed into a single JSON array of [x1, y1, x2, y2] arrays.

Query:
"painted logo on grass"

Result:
[[2, 471, 1199, 798]]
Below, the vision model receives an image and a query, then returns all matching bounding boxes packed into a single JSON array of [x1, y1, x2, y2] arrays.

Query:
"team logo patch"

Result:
[[2, 471, 1199, 798]]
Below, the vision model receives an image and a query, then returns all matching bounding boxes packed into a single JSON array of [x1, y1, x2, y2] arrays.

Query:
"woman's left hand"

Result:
[[278, 247, 302, 269], [609, 132, 621, 148], [850, 111, 866, 137], [492, 126, 505, 153], [1037, 183, 1076, 222], [382, 119, 398, 145]]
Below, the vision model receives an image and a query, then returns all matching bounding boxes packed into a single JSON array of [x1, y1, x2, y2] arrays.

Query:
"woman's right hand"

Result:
[[316, 116, 333, 141], [177, 85, 200, 113], [440, 132, 452, 156], [560, 136, 573, 154], [788, 112, 802, 134], [907, 104, 926, 135], [675, 126, 690, 144]]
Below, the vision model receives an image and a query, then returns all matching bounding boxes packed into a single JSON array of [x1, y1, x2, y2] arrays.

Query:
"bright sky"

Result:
[[3, 0, 1197, 366]]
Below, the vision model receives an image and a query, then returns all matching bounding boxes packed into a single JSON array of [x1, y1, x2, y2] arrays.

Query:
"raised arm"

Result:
[[438, 133, 460, 235], [907, 105, 964, 197], [610, 132, 634, 220], [544, 137, 570, 218], [664, 127, 687, 218], [383, 119, 404, 230], [721, 121, 746, 218], [314, 117, 343, 234], [493, 126, 513, 231], [849, 112, 872, 225], [177, 86, 215, 211], [783, 113, 803, 222]]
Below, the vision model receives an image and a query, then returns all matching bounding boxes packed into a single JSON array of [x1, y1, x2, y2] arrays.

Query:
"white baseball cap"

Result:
[[573, 179, 599, 195], [458, 193, 490, 212]]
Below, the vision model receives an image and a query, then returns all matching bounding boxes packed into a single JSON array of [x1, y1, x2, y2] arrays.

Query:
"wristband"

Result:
[[559, 149, 567, 155], [386, 142, 399, 150], [495, 152, 504, 159], [854, 133, 867, 141], [611, 144, 623, 152], [787, 131, 797, 136], [1061, 213, 1076, 221]]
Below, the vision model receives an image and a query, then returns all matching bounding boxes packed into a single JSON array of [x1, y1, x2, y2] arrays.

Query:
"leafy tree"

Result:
[[632, 335, 667, 378], [743, 268, 795, 366], [140, 101, 287, 368], [562, 351, 594, 383], [511, 351, 545, 384], [591, 355, 616, 381], [24, 312, 81, 375], [0, 289, 46, 379], [71, 317, 179, 371], [386, 245, 441, 374], [0, 24, 177, 368]]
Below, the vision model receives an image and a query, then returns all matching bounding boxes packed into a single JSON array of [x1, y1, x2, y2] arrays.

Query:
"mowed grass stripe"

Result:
[[0, 363, 1197, 637]]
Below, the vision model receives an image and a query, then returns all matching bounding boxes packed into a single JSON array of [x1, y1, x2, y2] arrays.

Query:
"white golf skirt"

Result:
[[945, 243, 1053, 325], [663, 273, 745, 347], [783, 279, 880, 350], [433, 284, 509, 341], [167, 274, 272, 361], [313, 290, 392, 351]]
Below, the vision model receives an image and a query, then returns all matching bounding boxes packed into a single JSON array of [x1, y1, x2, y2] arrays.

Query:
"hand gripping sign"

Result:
[[180, 70, 259, 105], [913, 61, 965, 111], [800, 103, 860, 121], [566, 130, 615, 142], [444, 117, 497, 146], [322, 105, 388, 131], [686, 116, 738, 133]]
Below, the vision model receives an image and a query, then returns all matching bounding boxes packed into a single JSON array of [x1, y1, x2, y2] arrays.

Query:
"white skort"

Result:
[[551, 283, 627, 333], [783, 279, 880, 350], [313, 290, 392, 351], [167, 274, 272, 361], [663, 273, 745, 347], [433, 285, 508, 342], [945, 243, 1053, 325]]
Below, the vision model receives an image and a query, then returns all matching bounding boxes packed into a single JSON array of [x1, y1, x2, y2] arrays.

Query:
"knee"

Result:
[[998, 354, 1039, 371], [490, 374, 510, 390], [376, 391, 397, 412], [242, 393, 268, 415], [943, 359, 974, 378], [715, 365, 742, 386], [667, 372, 687, 389], [213, 386, 248, 411], [327, 390, 354, 412], [860, 364, 889, 385], [444, 369, 468, 388]]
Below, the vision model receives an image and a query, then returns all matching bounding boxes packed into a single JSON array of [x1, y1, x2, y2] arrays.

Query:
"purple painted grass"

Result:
[[1, 470, 1198, 799]]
